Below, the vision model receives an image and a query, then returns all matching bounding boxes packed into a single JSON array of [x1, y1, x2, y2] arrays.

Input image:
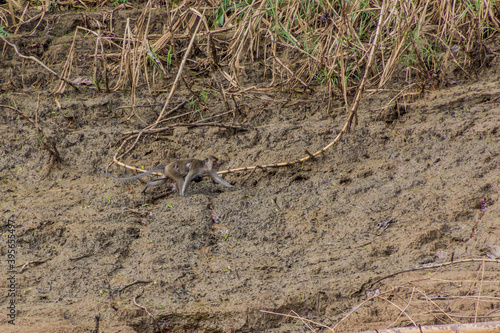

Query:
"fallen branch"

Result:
[[358, 320, 500, 333], [114, 280, 152, 294], [260, 310, 333, 332], [1, 104, 63, 167], [217, 1, 388, 175], [133, 294, 153, 317], [361, 258, 500, 292], [122, 121, 251, 136], [18, 258, 52, 273]]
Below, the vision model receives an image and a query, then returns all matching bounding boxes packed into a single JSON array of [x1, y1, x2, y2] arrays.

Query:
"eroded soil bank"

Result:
[[1, 5, 500, 333]]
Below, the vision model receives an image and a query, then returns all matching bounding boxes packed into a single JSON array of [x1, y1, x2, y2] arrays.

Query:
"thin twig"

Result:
[[386, 286, 416, 329], [475, 258, 486, 323], [416, 288, 458, 324], [1, 36, 79, 91], [116, 103, 163, 110], [331, 288, 397, 331], [260, 310, 334, 332], [174, 122, 250, 130], [122, 121, 251, 135], [18, 258, 52, 273], [152, 189, 175, 201], [378, 295, 417, 327], [1, 104, 62, 165], [357, 321, 500, 333], [363, 258, 500, 291], [69, 241, 112, 261], [115, 280, 151, 293], [134, 292, 153, 317], [240, 165, 265, 185]]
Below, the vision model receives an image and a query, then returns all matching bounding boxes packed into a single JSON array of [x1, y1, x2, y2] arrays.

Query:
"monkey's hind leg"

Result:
[[165, 163, 187, 195], [142, 178, 168, 194]]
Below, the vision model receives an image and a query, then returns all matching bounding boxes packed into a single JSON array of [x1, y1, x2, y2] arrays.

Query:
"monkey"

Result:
[[103, 164, 204, 191], [176, 156, 234, 196], [103, 155, 234, 196]]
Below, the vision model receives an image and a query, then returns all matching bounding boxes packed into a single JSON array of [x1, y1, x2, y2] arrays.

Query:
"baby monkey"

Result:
[[103, 155, 234, 196]]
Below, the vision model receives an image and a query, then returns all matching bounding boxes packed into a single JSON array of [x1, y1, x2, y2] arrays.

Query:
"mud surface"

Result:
[[1, 5, 500, 333]]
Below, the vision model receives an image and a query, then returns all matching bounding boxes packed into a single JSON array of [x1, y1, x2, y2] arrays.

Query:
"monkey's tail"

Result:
[[102, 165, 166, 180]]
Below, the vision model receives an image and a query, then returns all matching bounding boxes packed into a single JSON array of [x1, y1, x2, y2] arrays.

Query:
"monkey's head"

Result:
[[205, 155, 219, 169]]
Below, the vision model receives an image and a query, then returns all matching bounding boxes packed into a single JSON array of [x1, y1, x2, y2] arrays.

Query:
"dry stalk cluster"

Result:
[[264, 257, 500, 332], [1, 0, 499, 175], [2, 0, 498, 98]]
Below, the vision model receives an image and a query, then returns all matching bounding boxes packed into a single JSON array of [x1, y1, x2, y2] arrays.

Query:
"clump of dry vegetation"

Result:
[[1, 0, 498, 175], [1, 0, 499, 183], [3, 0, 497, 95]]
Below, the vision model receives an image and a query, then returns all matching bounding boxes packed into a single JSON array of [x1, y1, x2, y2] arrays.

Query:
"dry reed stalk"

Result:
[[217, 0, 388, 175], [0, 13, 9, 34], [365, 258, 500, 290], [332, 268, 500, 332], [92, 31, 103, 93], [273, 56, 312, 91], [229, 0, 264, 83], [77, 26, 117, 92], [54, 29, 78, 94], [151, 11, 186, 55], [377, 1, 417, 88], [138, 1, 153, 96], [108, 10, 205, 166], [378, 294, 417, 327], [331, 287, 398, 331], [6, 0, 17, 26], [6, 0, 498, 96], [416, 288, 458, 324], [154, 9, 204, 125], [339, 24, 349, 114], [26, 10, 46, 36], [112, 18, 134, 91]]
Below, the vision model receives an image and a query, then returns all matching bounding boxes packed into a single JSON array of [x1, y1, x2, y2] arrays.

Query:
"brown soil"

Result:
[[1, 5, 500, 333]]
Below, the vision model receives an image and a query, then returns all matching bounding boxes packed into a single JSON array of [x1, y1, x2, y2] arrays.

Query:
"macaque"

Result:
[[104, 155, 234, 196]]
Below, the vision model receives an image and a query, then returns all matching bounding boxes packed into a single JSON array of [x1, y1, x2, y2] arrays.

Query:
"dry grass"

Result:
[[263, 256, 500, 332], [1, 0, 499, 169], [2, 0, 497, 98]]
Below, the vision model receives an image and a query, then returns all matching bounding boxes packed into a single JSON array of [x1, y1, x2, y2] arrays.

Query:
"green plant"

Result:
[[0, 27, 10, 37], [166, 46, 173, 69]]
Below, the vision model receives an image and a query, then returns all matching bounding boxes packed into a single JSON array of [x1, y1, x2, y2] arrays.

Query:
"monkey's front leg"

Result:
[[210, 171, 235, 189]]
